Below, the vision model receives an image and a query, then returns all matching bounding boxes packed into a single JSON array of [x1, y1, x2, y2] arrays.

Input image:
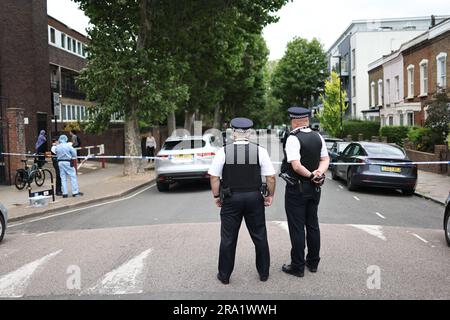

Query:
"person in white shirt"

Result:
[[280, 107, 329, 278], [146, 133, 157, 162], [209, 117, 276, 285]]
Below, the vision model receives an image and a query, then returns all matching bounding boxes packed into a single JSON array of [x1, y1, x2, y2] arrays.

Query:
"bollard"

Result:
[[101, 158, 106, 169]]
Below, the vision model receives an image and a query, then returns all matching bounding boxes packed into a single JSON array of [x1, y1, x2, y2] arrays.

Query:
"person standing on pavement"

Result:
[[209, 118, 276, 285], [55, 135, 84, 199], [146, 132, 157, 163], [50, 138, 63, 196], [70, 130, 81, 148], [35, 130, 47, 168], [281, 107, 329, 278]]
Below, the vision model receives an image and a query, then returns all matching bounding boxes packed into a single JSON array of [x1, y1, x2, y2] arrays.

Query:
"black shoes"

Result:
[[306, 264, 318, 273], [73, 192, 84, 198], [56, 192, 63, 197], [217, 273, 229, 285], [282, 264, 304, 278], [260, 275, 269, 282], [62, 195, 68, 199]]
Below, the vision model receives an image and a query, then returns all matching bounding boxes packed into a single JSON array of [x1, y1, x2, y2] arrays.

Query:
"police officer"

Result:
[[281, 107, 329, 277], [208, 118, 276, 285]]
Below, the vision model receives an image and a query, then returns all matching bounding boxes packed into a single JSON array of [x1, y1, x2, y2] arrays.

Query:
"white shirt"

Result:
[[208, 141, 276, 178], [285, 128, 328, 163], [146, 137, 156, 148]]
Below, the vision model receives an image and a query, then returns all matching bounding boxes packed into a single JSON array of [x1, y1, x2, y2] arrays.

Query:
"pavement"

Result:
[[415, 170, 450, 205], [0, 161, 156, 222]]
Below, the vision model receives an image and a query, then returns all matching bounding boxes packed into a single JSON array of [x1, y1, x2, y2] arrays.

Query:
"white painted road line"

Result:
[[9, 184, 156, 228], [412, 233, 429, 244], [85, 249, 153, 295], [36, 232, 56, 237], [0, 250, 62, 298], [273, 221, 289, 233], [349, 225, 387, 241], [339, 185, 344, 190], [353, 196, 361, 201], [375, 212, 386, 220]]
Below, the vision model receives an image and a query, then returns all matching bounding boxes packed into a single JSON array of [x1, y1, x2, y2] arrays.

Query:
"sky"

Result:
[[47, 0, 450, 61]]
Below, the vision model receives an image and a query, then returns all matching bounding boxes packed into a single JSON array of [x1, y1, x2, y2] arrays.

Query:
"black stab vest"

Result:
[[282, 130, 323, 182], [222, 143, 262, 192]]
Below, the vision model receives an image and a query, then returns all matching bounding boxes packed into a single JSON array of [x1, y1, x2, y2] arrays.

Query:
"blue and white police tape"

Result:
[[1, 152, 449, 167]]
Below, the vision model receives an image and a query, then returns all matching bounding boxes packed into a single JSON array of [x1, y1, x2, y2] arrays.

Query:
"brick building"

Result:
[[0, 0, 125, 185], [368, 18, 450, 127], [364, 65, 383, 120]]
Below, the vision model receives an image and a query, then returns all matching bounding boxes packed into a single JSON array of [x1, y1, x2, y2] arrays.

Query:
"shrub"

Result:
[[407, 127, 437, 153], [341, 120, 380, 140], [380, 126, 410, 146]]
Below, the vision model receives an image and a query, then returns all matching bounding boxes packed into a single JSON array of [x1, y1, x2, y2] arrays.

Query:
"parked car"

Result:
[[328, 141, 351, 169], [332, 142, 417, 194], [445, 192, 450, 247], [0, 202, 7, 243], [155, 134, 221, 192]]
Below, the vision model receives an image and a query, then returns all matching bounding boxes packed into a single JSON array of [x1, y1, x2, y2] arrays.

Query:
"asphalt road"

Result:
[[1, 139, 449, 300]]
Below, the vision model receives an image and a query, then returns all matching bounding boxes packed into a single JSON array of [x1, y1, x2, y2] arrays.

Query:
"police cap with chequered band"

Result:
[[288, 107, 312, 119]]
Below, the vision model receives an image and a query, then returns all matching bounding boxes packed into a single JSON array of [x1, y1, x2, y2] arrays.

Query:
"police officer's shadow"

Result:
[[167, 180, 211, 194]]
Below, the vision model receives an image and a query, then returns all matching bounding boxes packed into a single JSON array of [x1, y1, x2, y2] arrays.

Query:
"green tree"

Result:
[[425, 89, 450, 145], [317, 71, 348, 137], [271, 37, 328, 107]]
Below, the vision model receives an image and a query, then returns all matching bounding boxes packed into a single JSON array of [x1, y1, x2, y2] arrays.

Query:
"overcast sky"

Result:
[[47, 0, 450, 61]]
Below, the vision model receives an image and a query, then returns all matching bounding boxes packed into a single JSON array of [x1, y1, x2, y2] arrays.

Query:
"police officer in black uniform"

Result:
[[209, 118, 276, 285], [281, 107, 330, 277]]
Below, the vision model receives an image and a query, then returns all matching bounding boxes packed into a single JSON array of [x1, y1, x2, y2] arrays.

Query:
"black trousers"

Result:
[[219, 191, 270, 279], [52, 160, 62, 194], [285, 182, 321, 271]]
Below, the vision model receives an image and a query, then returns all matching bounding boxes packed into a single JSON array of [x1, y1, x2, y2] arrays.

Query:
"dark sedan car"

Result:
[[332, 142, 417, 195], [445, 193, 450, 247], [329, 141, 351, 170]]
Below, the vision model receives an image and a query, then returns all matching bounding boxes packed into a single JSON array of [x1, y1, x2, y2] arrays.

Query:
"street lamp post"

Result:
[[332, 54, 344, 135]]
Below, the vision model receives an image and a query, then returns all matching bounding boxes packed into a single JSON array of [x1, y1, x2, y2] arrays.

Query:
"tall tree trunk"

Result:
[[184, 110, 195, 134], [124, 105, 144, 176], [167, 111, 176, 136], [213, 104, 222, 129]]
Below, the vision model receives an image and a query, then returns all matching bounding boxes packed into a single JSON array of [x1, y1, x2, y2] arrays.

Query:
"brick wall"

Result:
[[406, 145, 449, 174], [368, 65, 384, 107], [5, 109, 26, 184], [403, 31, 450, 126]]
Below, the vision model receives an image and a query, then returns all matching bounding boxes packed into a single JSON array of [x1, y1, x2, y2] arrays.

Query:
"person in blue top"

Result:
[[54, 135, 84, 198]]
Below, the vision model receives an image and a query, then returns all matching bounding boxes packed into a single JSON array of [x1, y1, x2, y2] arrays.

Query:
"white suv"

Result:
[[155, 134, 221, 192]]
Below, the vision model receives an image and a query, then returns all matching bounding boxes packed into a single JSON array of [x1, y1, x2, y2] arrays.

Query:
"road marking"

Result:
[[353, 196, 361, 201], [85, 249, 153, 295], [339, 185, 344, 190], [411, 233, 429, 244], [273, 221, 289, 233], [0, 250, 62, 298], [10, 184, 156, 228], [36, 232, 56, 237], [375, 212, 386, 220], [349, 225, 387, 241]]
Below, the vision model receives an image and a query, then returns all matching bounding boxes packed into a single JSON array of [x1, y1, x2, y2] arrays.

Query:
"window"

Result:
[[399, 113, 404, 126], [352, 76, 356, 97], [77, 42, 82, 55], [407, 65, 414, 98], [420, 60, 428, 96], [351, 49, 356, 70], [407, 112, 414, 126], [67, 37, 72, 51], [72, 39, 77, 53], [378, 79, 383, 106], [388, 116, 394, 126], [61, 33, 66, 49], [386, 79, 391, 105], [436, 52, 447, 89], [370, 82, 375, 107], [82, 45, 87, 57], [352, 103, 356, 116], [50, 28, 56, 43], [381, 116, 386, 126], [62, 106, 67, 121], [395, 76, 400, 101]]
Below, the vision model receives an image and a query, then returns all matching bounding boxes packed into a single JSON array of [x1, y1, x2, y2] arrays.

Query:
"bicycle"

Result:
[[15, 157, 46, 190]]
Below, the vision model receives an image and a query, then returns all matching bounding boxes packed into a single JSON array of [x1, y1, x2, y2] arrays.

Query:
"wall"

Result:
[[405, 145, 448, 174]]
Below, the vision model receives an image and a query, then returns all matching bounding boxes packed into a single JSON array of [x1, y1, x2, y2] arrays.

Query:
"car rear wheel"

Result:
[[157, 181, 170, 192], [347, 169, 357, 191], [332, 167, 339, 180], [0, 213, 5, 243], [445, 210, 450, 247], [402, 188, 415, 196]]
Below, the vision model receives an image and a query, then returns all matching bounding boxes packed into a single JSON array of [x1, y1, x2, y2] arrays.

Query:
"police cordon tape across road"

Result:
[[1, 152, 449, 167]]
